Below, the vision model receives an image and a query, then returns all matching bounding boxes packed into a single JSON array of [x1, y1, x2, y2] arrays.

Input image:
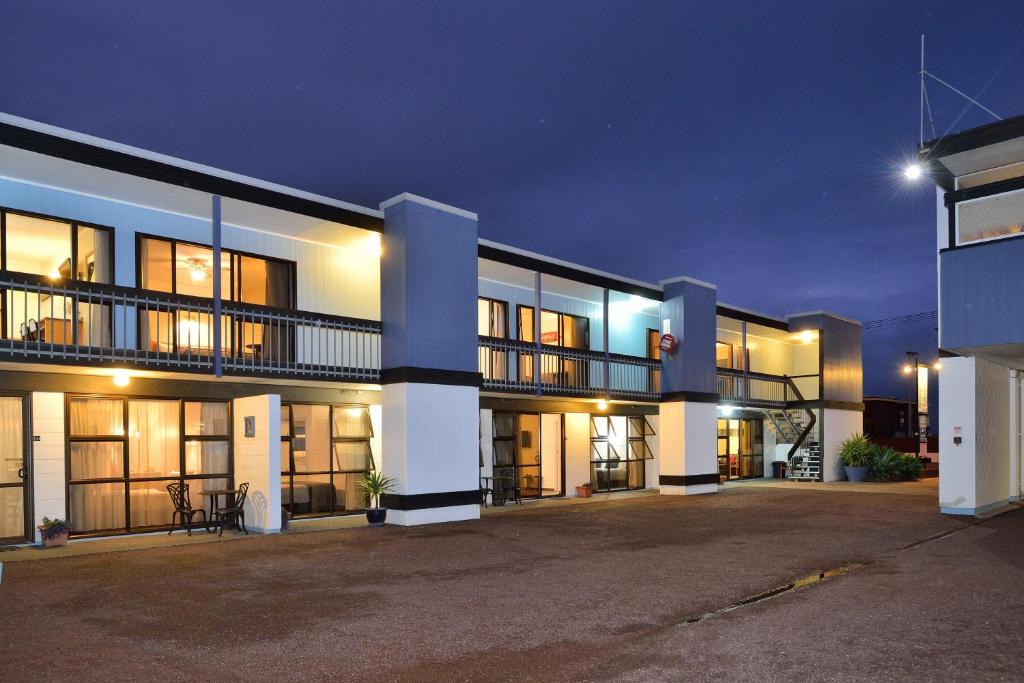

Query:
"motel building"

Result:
[[0, 113, 864, 545], [921, 113, 1024, 515]]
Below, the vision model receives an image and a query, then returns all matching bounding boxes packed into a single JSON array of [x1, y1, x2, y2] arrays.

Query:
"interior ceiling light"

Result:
[[185, 257, 209, 282]]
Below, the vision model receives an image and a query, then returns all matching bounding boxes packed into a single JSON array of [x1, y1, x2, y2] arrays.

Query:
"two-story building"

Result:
[[920, 114, 1024, 514], [0, 112, 863, 545]]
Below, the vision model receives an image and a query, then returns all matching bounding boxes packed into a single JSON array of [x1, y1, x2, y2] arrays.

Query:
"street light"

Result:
[[901, 351, 940, 446], [903, 163, 923, 181]]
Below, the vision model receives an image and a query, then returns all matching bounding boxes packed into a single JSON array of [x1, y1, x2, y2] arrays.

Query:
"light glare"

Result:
[[903, 163, 922, 181]]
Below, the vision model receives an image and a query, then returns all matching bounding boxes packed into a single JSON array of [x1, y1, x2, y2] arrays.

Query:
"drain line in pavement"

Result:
[[679, 562, 868, 627]]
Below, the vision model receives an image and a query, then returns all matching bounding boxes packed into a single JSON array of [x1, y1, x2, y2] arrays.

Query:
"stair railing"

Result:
[[784, 375, 818, 463]]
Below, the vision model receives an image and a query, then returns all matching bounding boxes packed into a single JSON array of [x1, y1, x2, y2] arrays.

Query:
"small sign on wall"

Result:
[[244, 416, 256, 438]]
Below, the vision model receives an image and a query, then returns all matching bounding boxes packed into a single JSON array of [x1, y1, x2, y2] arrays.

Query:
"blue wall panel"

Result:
[[941, 240, 1024, 351]]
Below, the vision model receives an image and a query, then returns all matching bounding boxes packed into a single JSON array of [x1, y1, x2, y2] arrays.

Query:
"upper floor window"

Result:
[[518, 306, 589, 349], [477, 297, 508, 338], [1, 209, 113, 283], [138, 235, 296, 307]]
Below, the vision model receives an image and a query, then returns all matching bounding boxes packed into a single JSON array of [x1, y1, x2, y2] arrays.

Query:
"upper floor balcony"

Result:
[[477, 250, 662, 402]]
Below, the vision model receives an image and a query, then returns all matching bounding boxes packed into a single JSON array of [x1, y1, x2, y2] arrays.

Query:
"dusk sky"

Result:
[[3, 1, 1023, 401]]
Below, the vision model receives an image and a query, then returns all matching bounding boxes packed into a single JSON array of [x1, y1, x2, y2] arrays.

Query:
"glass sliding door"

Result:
[[66, 396, 232, 535], [0, 397, 28, 543], [280, 404, 373, 517], [490, 412, 564, 500], [717, 418, 764, 481]]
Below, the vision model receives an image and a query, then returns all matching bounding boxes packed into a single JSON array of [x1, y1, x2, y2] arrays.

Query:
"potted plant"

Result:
[[838, 433, 872, 482], [358, 471, 396, 526], [38, 517, 71, 548], [575, 482, 594, 498]]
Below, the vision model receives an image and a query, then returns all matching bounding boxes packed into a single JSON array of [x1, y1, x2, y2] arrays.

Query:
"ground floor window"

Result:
[[590, 415, 655, 491], [66, 396, 231, 535], [717, 418, 763, 480], [280, 404, 373, 517]]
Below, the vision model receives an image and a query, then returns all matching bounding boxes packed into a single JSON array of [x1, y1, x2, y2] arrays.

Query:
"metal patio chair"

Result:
[[212, 482, 249, 536], [166, 481, 209, 536]]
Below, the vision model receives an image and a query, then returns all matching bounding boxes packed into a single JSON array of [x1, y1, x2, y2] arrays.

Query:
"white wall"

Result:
[[232, 394, 282, 533], [0, 176, 380, 320], [31, 392, 65, 542], [820, 408, 862, 482], [658, 401, 717, 495], [382, 383, 480, 525], [939, 356, 1013, 514], [645, 414, 660, 488], [564, 412, 590, 495]]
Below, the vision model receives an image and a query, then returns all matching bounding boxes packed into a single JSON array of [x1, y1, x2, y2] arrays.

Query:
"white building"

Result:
[[0, 112, 864, 544]]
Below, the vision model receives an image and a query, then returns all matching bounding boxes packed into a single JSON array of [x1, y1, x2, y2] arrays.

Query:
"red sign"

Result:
[[658, 333, 678, 354]]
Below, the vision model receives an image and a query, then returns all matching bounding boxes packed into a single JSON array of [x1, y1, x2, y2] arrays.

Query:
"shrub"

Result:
[[868, 446, 903, 481], [869, 446, 924, 481], [838, 433, 872, 468]]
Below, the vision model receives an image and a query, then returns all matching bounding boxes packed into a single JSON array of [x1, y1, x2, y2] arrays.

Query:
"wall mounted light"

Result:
[[597, 399, 608, 411], [112, 369, 131, 387]]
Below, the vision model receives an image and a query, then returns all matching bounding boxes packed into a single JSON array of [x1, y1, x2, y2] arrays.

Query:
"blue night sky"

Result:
[[3, 1, 1023, 402]]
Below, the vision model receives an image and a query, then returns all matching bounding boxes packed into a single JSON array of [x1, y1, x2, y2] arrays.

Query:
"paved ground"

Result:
[[1, 484, 1021, 681]]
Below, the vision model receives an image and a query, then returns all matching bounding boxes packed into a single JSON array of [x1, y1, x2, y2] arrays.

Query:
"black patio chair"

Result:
[[166, 481, 208, 536], [212, 482, 249, 537]]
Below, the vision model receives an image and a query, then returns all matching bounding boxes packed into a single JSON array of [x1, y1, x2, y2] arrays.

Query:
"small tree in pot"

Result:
[[838, 433, 872, 482], [358, 471, 396, 526], [38, 517, 71, 548]]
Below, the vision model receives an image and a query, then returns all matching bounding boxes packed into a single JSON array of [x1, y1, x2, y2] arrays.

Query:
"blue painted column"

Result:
[[657, 276, 720, 495], [378, 193, 481, 525]]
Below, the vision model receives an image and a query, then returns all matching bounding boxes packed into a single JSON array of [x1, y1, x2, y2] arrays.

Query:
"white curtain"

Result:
[[128, 401, 178, 528], [0, 398, 24, 538], [67, 398, 125, 533]]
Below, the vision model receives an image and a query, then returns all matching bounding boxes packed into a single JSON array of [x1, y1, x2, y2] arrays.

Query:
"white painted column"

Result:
[[820, 408, 863, 482], [657, 400, 718, 495], [381, 383, 480, 525], [31, 392, 66, 542], [564, 412, 590, 496], [232, 394, 281, 533]]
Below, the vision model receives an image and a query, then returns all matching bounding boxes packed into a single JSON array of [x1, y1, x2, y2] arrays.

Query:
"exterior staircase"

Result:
[[765, 408, 821, 482]]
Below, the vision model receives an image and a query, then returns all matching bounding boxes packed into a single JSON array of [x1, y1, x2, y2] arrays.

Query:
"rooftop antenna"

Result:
[[919, 33, 1002, 145]]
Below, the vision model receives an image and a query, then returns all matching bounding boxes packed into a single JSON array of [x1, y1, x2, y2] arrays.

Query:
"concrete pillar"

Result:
[[657, 276, 720, 494], [819, 408, 863, 482], [379, 194, 481, 525], [938, 356, 1012, 515], [31, 392, 65, 542], [232, 394, 281, 533]]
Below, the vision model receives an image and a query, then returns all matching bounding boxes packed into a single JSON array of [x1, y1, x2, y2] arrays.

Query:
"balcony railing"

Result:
[[716, 367, 820, 408], [0, 272, 381, 381], [478, 336, 661, 401]]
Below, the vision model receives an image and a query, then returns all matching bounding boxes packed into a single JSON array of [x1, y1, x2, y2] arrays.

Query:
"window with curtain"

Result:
[[137, 235, 296, 360], [1, 209, 114, 346], [66, 396, 231, 535], [281, 404, 373, 518]]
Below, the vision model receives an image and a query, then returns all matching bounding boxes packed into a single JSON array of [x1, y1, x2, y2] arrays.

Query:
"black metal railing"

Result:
[[478, 336, 660, 401], [0, 272, 381, 381]]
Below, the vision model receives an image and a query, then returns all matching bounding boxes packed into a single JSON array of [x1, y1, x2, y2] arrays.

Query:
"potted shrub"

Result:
[[838, 433, 871, 482], [358, 471, 396, 526], [575, 482, 594, 498], [38, 517, 71, 548]]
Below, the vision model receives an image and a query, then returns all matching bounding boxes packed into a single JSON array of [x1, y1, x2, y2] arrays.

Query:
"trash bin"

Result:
[[771, 461, 787, 479]]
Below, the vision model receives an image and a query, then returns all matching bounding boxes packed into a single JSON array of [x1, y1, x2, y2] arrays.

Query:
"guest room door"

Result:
[[0, 396, 30, 545]]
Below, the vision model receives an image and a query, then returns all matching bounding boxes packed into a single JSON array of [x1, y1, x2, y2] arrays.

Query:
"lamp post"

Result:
[[901, 351, 941, 452]]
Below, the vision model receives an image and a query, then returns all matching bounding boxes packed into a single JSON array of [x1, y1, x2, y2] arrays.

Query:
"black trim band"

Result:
[[661, 390, 719, 404], [478, 244, 662, 301], [380, 367, 482, 387], [789, 399, 865, 412], [381, 490, 480, 511], [716, 305, 789, 331], [922, 113, 1024, 160], [659, 473, 719, 487], [0, 122, 383, 232], [479, 396, 659, 415]]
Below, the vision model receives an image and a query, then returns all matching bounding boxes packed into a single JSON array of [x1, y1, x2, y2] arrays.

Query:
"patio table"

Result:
[[198, 488, 237, 531]]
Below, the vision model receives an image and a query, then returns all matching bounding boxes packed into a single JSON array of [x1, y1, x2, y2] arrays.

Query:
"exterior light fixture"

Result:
[[720, 405, 734, 416], [932, 361, 942, 371], [901, 364, 914, 375], [597, 399, 608, 411], [903, 163, 922, 181], [112, 369, 131, 387], [799, 330, 815, 344]]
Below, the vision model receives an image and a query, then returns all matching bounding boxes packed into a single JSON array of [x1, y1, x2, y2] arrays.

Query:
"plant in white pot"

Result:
[[838, 433, 872, 482], [38, 517, 71, 548], [358, 471, 396, 526]]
